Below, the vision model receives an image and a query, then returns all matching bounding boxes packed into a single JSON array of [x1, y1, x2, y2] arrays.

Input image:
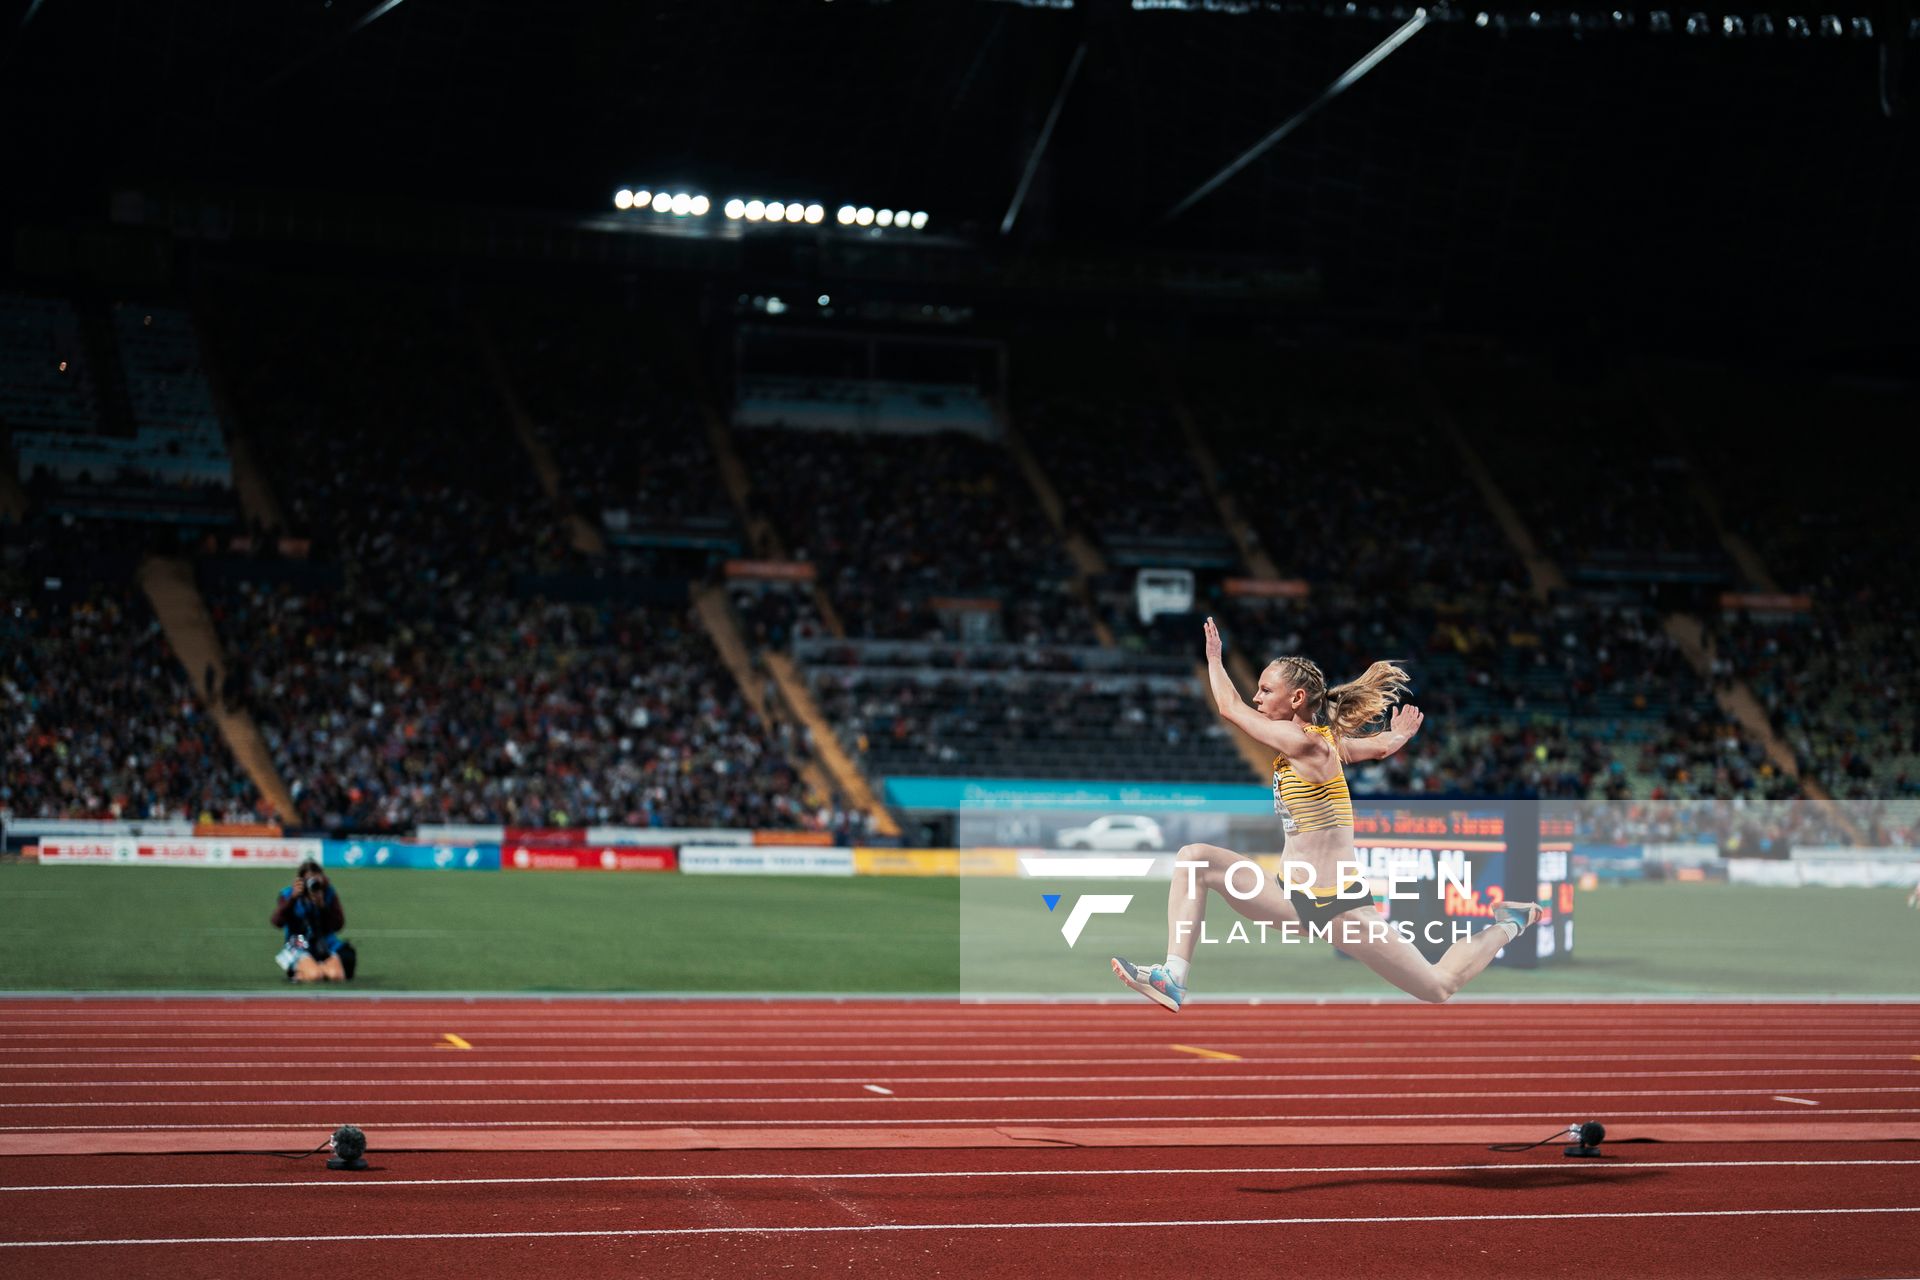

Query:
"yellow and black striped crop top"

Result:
[[1271, 724, 1354, 834]]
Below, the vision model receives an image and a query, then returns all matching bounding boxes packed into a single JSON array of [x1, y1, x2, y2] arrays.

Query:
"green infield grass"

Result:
[[1, 863, 1916, 997]]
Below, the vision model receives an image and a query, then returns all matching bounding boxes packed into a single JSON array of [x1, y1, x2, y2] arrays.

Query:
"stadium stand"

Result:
[[1, 528, 261, 822], [0, 294, 98, 437], [486, 301, 744, 578], [1654, 364, 1920, 810], [1189, 345, 1529, 596], [182, 281, 827, 831], [1437, 352, 1732, 594], [205, 580, 816, 830], [4, 293, 234, 529], [1020, 393, 1236, 571], [737, 425, 1095, 645], [8, 281, 1909, 830], [802, 639, 1248, 783], [202, 280, 576, 596]]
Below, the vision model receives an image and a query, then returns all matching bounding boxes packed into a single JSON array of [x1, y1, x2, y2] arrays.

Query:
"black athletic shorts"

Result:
[[1286, 880, 1375, 927]]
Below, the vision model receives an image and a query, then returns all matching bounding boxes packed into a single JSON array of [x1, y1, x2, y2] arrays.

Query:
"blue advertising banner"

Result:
[[884, 777, 1274, 815], [323, 840, 501, 871]]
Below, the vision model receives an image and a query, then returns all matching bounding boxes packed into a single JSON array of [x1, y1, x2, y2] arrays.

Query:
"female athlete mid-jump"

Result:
[[1112, 617, 1540, 1011]]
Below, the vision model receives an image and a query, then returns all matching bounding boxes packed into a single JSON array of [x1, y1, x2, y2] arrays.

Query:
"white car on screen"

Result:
[[1054, 815, 1166, 852]]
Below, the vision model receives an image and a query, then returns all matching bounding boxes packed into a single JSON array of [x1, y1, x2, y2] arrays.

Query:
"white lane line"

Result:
[[8, 1005, 1912, 1014], [9, 1068, 1917, 1087], [6, 1158, 1918, 1194], [862, 1085, 893, 1096], [0, 1030, 1903, 1044], [7, 1013, 1912, 1028], [6, 1022, 1913, 1040], [0, 994, 1907, 1005], [3, 1060, 1917, 1075], [5, 1206, 1920, 1247], [7, 1031, 1915, 1044], [3, 1048, 1910, 1063], [15, 1017, 1919, 1031], [8, 1105, 1920, 1132], [1773, 1096, 1821, 1106], [8, 1087, 1919, 1110]]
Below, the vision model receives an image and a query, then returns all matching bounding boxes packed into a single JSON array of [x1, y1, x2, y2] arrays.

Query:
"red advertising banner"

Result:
[[39, 837, 321, 867], [503, 827, 589, 849], [504, 845, 679, 872]]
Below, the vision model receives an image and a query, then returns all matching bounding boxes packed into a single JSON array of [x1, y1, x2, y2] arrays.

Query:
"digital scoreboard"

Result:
[[1347, 802, 1576, 968]]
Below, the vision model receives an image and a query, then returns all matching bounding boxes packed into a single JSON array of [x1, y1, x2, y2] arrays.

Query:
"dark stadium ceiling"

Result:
[[6, 0, 1918, 347]]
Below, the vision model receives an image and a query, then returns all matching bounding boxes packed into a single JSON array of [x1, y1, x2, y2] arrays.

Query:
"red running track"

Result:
[[2, 998, 1918, 1277]]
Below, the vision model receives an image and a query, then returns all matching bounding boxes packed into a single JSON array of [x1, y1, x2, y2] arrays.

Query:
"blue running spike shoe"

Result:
[[1490, 899, 1543, 941], [1111, 956, 1185, 1011]]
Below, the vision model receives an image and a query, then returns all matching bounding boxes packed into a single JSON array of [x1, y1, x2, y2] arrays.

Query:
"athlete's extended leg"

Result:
[[1165, 843, 1301, 964], [1114, 843, 1300, 1010], [1332, 900, 1542, 1004]]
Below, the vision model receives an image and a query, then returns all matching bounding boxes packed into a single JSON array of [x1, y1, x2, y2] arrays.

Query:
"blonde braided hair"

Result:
[[1266, 655, 1411, 758]]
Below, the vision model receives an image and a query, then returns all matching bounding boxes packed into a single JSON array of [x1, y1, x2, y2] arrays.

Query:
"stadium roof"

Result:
[[7, 0, 1918, 354]]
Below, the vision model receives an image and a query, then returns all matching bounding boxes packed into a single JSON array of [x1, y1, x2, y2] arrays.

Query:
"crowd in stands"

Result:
[[183, 281, 828, 831], [810, 666, 1248, 784], [1, 548, 263, 822], [1020, 395, 1223, 546], [487, 302, 741, 556], [1659, 366, 1920, 804], [204, 280, 580, 602], [1577, 795, 1920, 850], [1204, 590, 1780, 802], [793, 637, 1188, 676], [729, 582, 828, 652], [1436, 355, 1728, 574], [11, 287, 1920, 832], [206, 579, 820, 831], [737, 426, 1094, 644], [1711, 596, 1920, 803], [1192, 351, 1529, 597]]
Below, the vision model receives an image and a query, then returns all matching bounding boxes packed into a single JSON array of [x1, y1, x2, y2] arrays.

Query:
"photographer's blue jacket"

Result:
[[272, 887, 345, 957]]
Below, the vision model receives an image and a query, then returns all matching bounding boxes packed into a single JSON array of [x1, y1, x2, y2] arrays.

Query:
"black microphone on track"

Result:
[[327, 1125, 370, 1171], [1490, 1120, 1609, 1157], [1563, 1121, 1607, 1159]]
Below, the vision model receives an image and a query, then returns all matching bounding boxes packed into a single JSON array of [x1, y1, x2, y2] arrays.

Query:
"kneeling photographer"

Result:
[[272, 860, 357, 983]]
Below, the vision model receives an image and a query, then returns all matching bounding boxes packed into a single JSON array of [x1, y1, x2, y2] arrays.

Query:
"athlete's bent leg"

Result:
[[1330, 902, 1541, 1004]]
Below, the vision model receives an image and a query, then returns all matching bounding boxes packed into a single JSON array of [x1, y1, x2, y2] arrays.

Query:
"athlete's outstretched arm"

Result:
[[1340, 704, 1424, 762], [1203, 617, 1329, 760]]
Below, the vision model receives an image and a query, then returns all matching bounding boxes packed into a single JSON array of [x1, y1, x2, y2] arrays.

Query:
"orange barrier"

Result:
[[194, 821, 283, 838], [754, 830, 834, 846]]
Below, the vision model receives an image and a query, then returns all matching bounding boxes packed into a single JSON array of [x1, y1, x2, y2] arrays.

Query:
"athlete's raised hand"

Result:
[[1203, 616, 1223, 665], [1389, 703, 1424, 743]]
